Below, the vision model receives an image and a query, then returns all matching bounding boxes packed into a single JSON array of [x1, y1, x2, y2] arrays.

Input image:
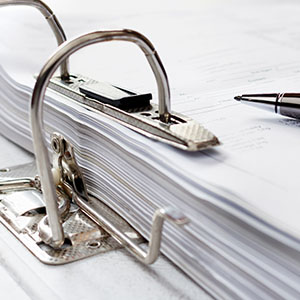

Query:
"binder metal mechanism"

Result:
[[49, 74, 220, 151], [0, 133, 187, 264], [47, 27, 220, 152], [0, 0, 190, 265]]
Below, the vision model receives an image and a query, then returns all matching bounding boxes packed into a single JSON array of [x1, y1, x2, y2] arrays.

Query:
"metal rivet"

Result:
[[86, 240, 101, 249]]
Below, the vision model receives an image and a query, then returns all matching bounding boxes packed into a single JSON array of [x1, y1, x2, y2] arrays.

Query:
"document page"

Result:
[[1, 0, 300, 233]]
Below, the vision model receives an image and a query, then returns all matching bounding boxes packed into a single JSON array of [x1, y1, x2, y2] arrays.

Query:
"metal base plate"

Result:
[[0, 163, 144, 265]]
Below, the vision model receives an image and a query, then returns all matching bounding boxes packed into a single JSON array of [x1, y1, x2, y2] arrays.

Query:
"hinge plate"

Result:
[[0, 163, 144, 265]]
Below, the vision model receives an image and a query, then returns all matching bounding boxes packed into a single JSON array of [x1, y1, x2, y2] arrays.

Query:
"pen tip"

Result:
[[234, 96, 242, 101]]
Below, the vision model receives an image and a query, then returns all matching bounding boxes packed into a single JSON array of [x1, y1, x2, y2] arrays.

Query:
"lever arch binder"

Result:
[[0, 0, 192, 263], [3, 0, 300, 299]]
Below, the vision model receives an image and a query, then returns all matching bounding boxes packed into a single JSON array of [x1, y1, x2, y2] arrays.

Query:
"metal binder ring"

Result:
[[31, 29, 173, 249], [0, 0, 69, 79]]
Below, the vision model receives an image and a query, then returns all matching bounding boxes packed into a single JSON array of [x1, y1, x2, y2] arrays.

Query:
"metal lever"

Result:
[[0, 0, 69, 79], [47, 133, 189, 264], [76, 195, 189, 264]]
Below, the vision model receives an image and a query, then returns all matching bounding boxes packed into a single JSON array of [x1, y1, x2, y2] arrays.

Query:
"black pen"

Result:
[[234, 93, 300, 119]]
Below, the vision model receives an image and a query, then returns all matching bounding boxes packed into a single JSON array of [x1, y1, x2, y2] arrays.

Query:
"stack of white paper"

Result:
[[1, 0, 300, 299]]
